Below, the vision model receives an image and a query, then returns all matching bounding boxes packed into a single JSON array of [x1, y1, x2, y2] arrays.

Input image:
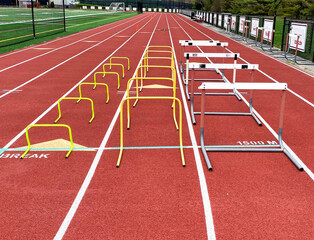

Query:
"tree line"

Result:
[[193, 0, 314, 19]]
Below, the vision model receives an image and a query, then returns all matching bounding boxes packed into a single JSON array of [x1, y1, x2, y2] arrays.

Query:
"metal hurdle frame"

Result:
[[242, 20, 251, 42], [135, 65, 176, 101], [116, 96, 185, 168], [183, 52, 240, 101], [198, 82, 304, 171], [126, 77, 177, 129], [279, 32, 314, 65], [179, 40, 223, 74], [260, 28, 276, 52], [189, 63, 260, 125]]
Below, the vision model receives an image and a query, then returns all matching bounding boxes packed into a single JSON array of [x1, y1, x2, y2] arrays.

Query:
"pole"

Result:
[[31, 0, 36, 39], [63, 0, 66, 32]]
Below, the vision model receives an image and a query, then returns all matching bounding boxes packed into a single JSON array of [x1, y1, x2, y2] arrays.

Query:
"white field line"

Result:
[[166, 15, 216, 240], [0, 13, 142, 59], [53, 14, 162, 240], [0, 12, 120, 26], [176, 14, 314, 108], [0, 15, 150, 100], [1, 14, 156, 153], [0, 14, 143, 73], [172, 14, 314, 181]]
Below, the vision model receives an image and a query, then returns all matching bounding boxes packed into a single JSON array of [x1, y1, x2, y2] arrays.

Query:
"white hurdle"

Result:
[[189, 63, 260, 125], [183, 52, 240, 100], [198, 81, 303, 172], [179, 40, 228, 73]]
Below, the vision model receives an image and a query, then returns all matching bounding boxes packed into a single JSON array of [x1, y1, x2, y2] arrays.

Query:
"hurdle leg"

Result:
[[133, 78, 139, 108], [277, 90, 303, 171], [190, 68, 196, 125], [172, 100, 179, 130], [186, 60, 190, 100], [249, 98, 262, 126], [200, 89, 212, 170]]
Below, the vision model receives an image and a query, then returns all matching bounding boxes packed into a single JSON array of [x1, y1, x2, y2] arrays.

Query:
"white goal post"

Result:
[[108, 2, 125, 11]]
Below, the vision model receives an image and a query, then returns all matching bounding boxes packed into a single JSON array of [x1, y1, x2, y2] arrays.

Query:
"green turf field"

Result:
[[0, 8, 138, 54]]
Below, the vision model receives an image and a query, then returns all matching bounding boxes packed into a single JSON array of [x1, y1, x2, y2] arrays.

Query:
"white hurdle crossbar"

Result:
[[189, 63, 260, 125], [179, 40, 228, 73], [184, 53, 240, 100], [198, 82, 303, 172]]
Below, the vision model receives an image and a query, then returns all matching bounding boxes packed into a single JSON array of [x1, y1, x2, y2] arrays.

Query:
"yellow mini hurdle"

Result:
[[110, 57, 130, 71], [135, 65, 176, 92], [55, 97, 95, 124], [116, 96, 185, 168], [144, 50, 174, 64], [20, 124, 74, 159], [126, 77, 177, 129], [103, 63, 125, 78], [141, 57, 174, 72], [78, 82, 109, 104], [94, 72, 120, 89]]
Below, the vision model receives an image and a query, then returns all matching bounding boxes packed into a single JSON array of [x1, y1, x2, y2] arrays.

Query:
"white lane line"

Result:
[[166, 15, 216, 240], [0, 14, 143, 73], [1, 15, 155, 154], [172, 14, 314, 181], [0, 15, 150, 100], [176, 14, 314, 108], [53, 14, 161, 240], [0, 14, 141, 59]]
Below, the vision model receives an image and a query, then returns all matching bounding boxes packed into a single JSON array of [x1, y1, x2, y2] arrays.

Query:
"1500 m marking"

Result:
[[237, 141, 278, 145]]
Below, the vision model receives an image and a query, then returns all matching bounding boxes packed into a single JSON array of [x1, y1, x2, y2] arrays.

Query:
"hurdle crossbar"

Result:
[[198, 82, 303, 171], [117, 96, 185, 168], [141, 57, 174, 70], [135, 65, 176, 94], [78, 82, 109, 104], [126, 77, 177, 129], [55, 97, 95, 124], [179, 40, 228, 73], [21, 124, 74, 159], [183, 53, 240, 100], [189, 63, 259, 125]]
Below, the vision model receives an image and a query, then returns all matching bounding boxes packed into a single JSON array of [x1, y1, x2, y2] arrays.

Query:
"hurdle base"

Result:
[[193, 111, 262, 126], [204, 147, 304, 171]]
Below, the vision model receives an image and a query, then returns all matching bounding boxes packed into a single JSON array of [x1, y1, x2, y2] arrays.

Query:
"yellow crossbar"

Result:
[[20, 124, 74, 159], [94, 71, 120, 89], [126, 77, 177, 129], [117, 96, 185, 168], [55, 97, 95, 124], [141, 57, 174, 72], [78, 82, 109, 104], [144, 50, 174, 60], [136, 65, 176, 92], [147, 46, 174, 52], [110, 57, 130, 70], [103, 63, 125, 78]]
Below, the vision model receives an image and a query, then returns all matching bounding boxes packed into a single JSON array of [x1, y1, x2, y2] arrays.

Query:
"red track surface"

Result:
[[0, 13, 313, 239]]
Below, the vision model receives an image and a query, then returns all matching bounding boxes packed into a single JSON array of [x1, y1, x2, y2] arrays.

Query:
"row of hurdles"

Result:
[[19, 46, 186, 168], [179, 39, 303, 171], [116, 46, 185, 167], [20, 56, 130, 159]]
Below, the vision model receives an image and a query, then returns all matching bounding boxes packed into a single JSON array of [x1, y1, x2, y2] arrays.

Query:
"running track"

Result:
[[0, 12, 313, 239]]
